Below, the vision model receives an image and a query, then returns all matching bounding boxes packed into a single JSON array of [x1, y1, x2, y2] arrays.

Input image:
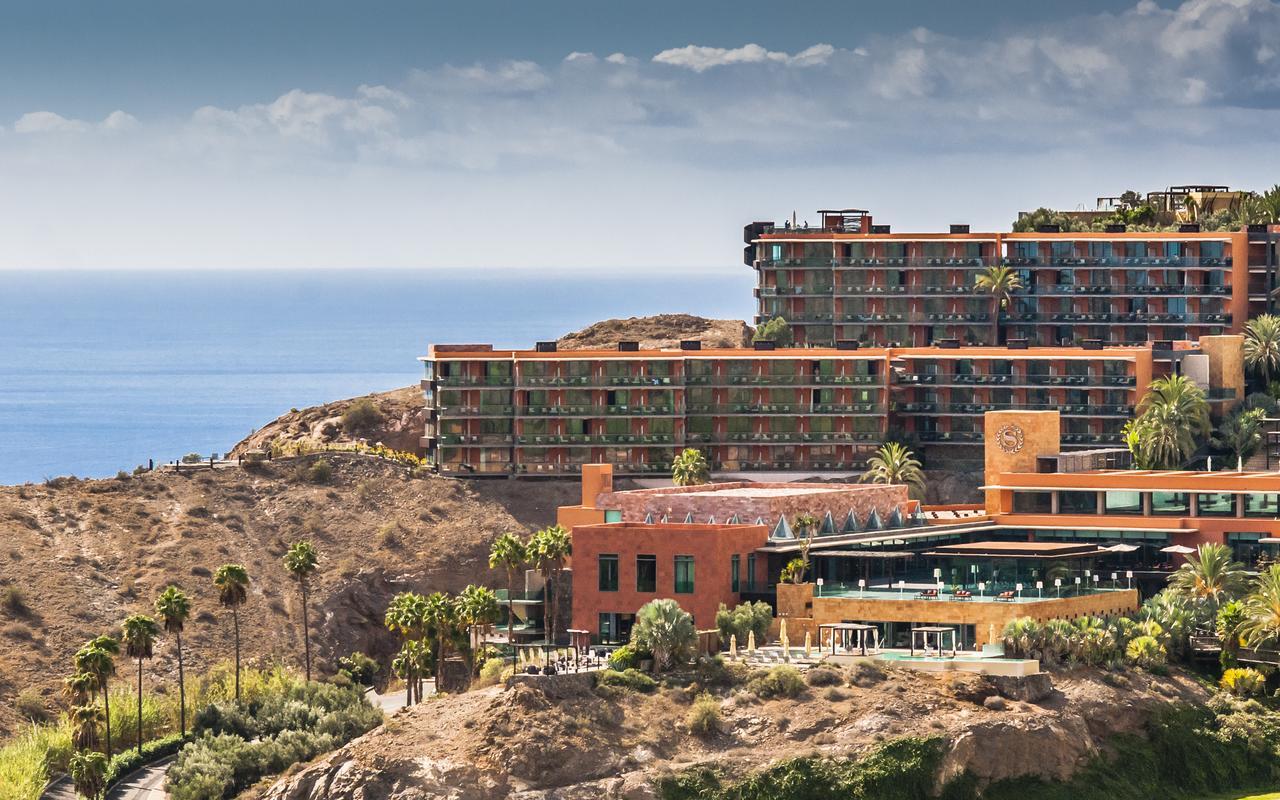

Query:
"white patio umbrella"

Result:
[[1160, 544, 1197, 554], [1104, 543, 1140, 552]]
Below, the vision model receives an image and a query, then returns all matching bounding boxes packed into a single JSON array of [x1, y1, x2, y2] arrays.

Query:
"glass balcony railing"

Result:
[[686, 431, 881, 444], [685, 403, 884, 415], [894, 373, 1136, 387], [517, 375, 681, 387], [436, 375, 514, 387], [684, 373, 879, 386], [897, 402, 1132, 416], [516, 434, 675, 446], [516, 405, 678, 417]]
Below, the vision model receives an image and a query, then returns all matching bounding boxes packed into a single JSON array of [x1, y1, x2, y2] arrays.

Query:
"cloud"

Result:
[[652, 42, 834, 72], [13, 110, 137, 134]]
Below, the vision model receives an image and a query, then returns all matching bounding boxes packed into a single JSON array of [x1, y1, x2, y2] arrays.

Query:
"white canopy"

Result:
[[1160, 544, 1197, 554], [1104, 543, 1140, 552]]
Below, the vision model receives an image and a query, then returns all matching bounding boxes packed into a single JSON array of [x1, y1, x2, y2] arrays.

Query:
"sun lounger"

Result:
[[917, 588, 939, 599], [952, 590, 972, 600], [994, 591, 1015, 602]]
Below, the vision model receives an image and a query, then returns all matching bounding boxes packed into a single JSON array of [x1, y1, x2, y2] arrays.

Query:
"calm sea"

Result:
[[0, 269, 753, 484]]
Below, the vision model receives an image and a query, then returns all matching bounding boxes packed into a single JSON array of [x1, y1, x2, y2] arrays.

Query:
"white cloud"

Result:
[[13, 110, 138, 134], [652, 42, 834, 72]]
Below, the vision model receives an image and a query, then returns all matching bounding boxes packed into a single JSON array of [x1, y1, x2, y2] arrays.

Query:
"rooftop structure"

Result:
[[746, 209, 1278, 348]]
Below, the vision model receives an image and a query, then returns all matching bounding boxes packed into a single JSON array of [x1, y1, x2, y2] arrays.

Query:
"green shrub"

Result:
[[1125, 635, 1167, 669], [3, 586, 28, 615], [104, 733, 187, 787], [1220, 667, 1266, 697], [337, 651, 379, 687], [686, 693, 722, 737], [14, 689, 47, 722], [715, 601, 773, 647], [607, 644, 653, 671], [752, 316, 792, 345], [597, 668, 658, 694], [0, 720, 72, 800], [304, 459, 332, 484], [475, 656, 510, 687], [632, 599, 696, 672], [341, 398, 383, 432], [181, 453, 203, 464], [748, 666, 805, 699]]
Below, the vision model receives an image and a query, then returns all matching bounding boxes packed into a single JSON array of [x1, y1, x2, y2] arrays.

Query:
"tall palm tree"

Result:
[[423, 591, 459, 684], [974, 265, 1024, 345], [283, 540, 320, 682], [793, 513, 820, 581], [384, 592, 428, 704], [528, 525, 572, 646], [67, 703, 104, 752], [1244, 315, 1280, 384], [1134, 374, 1210, 469], [120, 614, 160, 756], [1240, 565, 1280, 650], [69, 750, 108, 800], [154, 586, 191, 737], [671, 447, 710, 487], [489, 533, 528, 645], [860, 442, 926, 499], [455, 584, 501, 674], [213, 564, 250, 703], [1169, 543, 1248, 615], [74, 636, 118, 758]]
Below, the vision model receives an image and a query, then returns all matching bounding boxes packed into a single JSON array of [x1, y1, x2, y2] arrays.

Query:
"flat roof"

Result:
[[423, 344, 1156, 361], [677, 485, 851, 498], [924, 541, 1105, 559], [986, 469, 1280, 493]]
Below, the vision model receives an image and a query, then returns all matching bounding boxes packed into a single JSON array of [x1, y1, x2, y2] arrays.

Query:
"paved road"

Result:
[[107, 758, 173, 800]]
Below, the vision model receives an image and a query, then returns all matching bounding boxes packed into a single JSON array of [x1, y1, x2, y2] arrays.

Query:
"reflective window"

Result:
[[1151, 492, 1190, 515], [1105, 491, 1143, 515], [1245, 494, 1280, 517], [1196, 493, 1235, 517]]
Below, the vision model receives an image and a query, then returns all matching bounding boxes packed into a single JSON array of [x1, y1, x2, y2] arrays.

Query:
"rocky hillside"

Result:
[[262, 665, 1207, 799], [0, 454, 585, 737], [229, 386, 427, 458], [557, 314, 752, 351]]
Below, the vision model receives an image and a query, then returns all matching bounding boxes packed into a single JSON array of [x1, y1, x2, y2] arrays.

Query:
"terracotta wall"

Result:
[[569, 522, 768, 638]]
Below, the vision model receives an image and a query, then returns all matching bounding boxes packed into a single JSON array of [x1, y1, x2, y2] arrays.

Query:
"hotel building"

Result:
[[746, 209, 1278, 348], [420, 338, 1242, 477]]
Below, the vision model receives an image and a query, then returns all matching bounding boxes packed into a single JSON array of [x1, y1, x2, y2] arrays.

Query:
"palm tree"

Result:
[[120, 614, 160, 756], [283, 541, 320, 682], [1244, 315, 1280, 384], [488, 533, 527, 646], [455, 584, 501, 674], [74, 636, 118, 758], [793, 513, 820, 581], [671, 447, 710, 487], [69, 750, 108, 800], [1212, 407, 1266, 465], [1134, 374, 1210, 468], [384, 592, 428, 704], [1240, 565, 1280, 649], [1169, 543, 1247, 615], [153, 586, 191, 737], [423, 591, 460, 685], [213, 564, 250, 703], [68, 703, 104, 752], [974, 265, 1024, 345], [528, 525, 572, 646], [860, 442, 926, 499], [1257, 184, 1280, 225]]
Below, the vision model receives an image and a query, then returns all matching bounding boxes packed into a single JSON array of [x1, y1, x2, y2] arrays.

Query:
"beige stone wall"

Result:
[[983, 410, 1060, 487], [807, 589, 1139, 647], [1199, 334, 1245, 403]]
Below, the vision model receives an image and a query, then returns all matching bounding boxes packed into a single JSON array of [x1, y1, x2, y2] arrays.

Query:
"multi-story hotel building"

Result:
[[419, 337, 1242, 477], [746, 209, 1278, 348]]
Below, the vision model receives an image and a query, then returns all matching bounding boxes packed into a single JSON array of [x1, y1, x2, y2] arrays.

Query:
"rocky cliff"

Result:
[[261, 666, 1206, 799]]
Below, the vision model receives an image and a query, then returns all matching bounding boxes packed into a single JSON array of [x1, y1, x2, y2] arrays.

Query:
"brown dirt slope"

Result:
[[229, 386, 426, 458], [262, 665, 1207, 799], [0, 455, 581, 737], [557, 314, 752, 351]]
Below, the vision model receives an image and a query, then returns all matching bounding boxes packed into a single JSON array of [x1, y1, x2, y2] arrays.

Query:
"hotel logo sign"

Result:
[[996, 424, 1025, 454]]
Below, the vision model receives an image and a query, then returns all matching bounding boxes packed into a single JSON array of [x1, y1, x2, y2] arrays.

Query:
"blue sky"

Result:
[[2, 0, 1279, 270]]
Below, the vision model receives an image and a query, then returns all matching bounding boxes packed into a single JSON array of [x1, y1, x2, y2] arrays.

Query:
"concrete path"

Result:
[[107, 757, 173, 800], [366, 681, 430, 714]]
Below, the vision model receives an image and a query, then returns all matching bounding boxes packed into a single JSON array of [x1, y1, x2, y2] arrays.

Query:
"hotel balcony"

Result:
[[684, 402, 884, 415], [436, 375, 515, 387], [686, 431, 881, 444], [516, 433, 676, 446], [893, 373, 1136, 387], [517, 375, 683, 387], [896, 402, 1132, 417], [684, 373, 880, 386]]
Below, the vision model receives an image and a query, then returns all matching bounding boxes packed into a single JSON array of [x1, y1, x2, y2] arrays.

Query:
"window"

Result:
[[731, 555, 741, 593], [746, 554, 757, 591], [1151, 492, 1190, 515], [1012, 491, 1052, 514], [1058, 491, 1097, 514], [1245, 494, 1280, 517], [1196, 493, 1235, 516], [675, 555, 695, 593], [636, 555, 657, 592], [598, 555, 618, 591], [599, 613, 613, 643], [1105, 491, 1143, 515]]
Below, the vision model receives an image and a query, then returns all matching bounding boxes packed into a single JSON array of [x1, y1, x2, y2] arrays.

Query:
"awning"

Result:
[[810, 550, 917, 559]]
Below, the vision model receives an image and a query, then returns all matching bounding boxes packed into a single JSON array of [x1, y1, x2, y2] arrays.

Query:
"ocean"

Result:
[[0, 268, 754, 485]]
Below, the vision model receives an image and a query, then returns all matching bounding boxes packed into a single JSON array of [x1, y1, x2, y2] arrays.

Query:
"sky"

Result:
[[3, 0, 1280, 271]]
